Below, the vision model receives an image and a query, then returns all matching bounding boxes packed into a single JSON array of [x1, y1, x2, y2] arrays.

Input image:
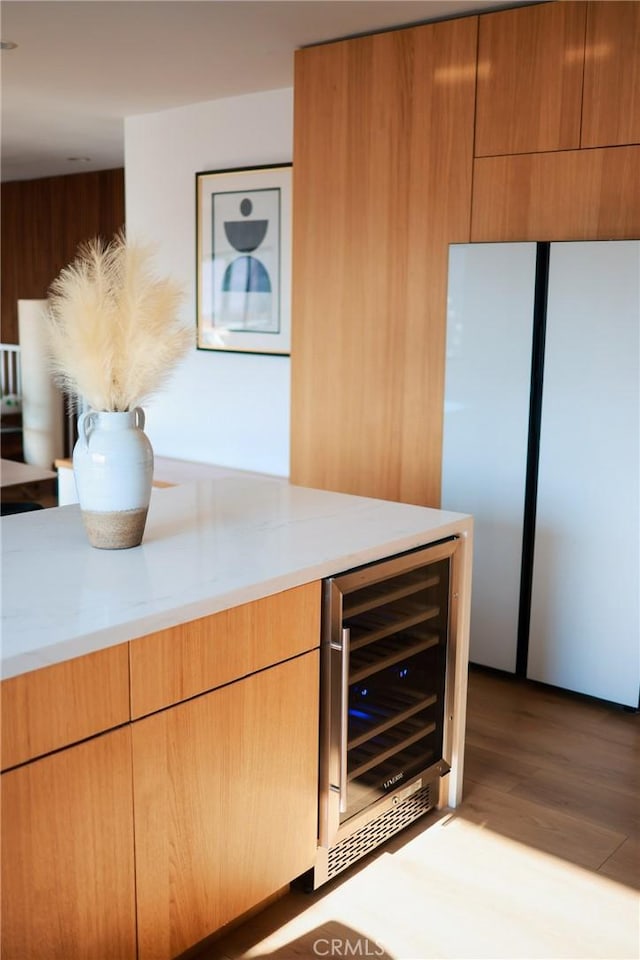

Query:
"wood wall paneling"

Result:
[[1, 643, 131, 770], [290, 18, 478, 507], [475, 2, 587, 157], [1, 727, 136, 960], [0, 169, 125, 344], [471, 146, 640, 242], [581, 1, 640, 148], [129, 582, 321, 718], [132, 651, 319, 960]]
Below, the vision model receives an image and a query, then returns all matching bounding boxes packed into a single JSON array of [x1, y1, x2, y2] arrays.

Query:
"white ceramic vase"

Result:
[[73, 407, 153, 549]]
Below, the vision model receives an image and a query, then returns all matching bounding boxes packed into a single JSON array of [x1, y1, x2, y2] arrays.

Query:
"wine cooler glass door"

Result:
[[322, 539, 458, 841]]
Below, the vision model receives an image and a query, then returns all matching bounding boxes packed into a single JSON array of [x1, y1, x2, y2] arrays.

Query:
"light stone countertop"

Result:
[[1, 477, 472, 680], [54, 454, 274, 485], [1, 458, 57, 488]]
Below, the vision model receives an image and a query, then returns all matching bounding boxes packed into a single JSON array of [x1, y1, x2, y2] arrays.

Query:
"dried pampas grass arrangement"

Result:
[[46, 231, 192, 411]]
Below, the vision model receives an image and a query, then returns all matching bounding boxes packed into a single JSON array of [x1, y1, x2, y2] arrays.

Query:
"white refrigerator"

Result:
[[442, 240, 639, 708]]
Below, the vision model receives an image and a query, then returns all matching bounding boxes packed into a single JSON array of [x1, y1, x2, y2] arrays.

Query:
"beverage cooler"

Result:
[[308, 537, 462, 889]]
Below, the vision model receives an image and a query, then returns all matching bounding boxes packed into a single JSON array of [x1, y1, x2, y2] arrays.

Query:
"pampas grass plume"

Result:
[[46, 231, 191, 411]]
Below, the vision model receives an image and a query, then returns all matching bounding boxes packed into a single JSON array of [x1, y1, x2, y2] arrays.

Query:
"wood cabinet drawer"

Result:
[[1, 643, 130, 770], [129, 581, 321, 718]]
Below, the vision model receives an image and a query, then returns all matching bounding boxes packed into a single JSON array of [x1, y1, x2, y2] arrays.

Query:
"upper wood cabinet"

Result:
[[581, 1, 640, 147], [475, 2, 587, 156], [290, 17, 477, 507], [471, 145, 640, 242]]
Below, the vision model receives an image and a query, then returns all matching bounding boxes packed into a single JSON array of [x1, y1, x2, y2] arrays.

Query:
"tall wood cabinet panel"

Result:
[[475, 2, 587, 157], [290, 18, 477, 507], [132, 650, 319, 960], [1, 727, 136, 960], [471, 146, 640, 242], [581, 1, 640, 148]]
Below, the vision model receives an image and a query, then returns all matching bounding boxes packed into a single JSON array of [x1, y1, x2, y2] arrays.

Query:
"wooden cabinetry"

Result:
[[475, 2, 587, 157], [1, 642, 130, 769], [581, 1, 640, 148], [471, 145, 640, 241], [1, 727, 136, 960], [290, 17, 477, 507], [1, 584, 321, 959], [290, 1, 640, 507], [1, 169, 124, 345], [130, 582, 320, 717], [132, 650, 319, 960], [475, 1, 640, 156]]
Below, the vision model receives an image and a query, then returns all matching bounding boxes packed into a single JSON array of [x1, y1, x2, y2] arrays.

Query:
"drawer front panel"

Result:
[[130, 581, 321, 717], [1, 643, 130, 769]]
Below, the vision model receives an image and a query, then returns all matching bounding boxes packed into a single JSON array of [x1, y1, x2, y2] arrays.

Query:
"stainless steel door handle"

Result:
[[339, 625, 350, 814]]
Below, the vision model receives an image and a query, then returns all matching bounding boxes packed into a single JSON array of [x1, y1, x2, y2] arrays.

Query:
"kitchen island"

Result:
[[1, 477, 472, 960]]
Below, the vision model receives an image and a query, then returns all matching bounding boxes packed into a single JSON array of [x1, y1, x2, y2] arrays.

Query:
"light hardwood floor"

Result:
[[195, 668, 639, 960]]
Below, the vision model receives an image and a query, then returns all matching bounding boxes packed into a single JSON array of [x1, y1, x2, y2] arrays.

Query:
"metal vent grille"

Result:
[[327, 784, 433, 881]]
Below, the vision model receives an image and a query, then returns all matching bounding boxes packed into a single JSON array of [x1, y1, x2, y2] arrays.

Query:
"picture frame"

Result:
[[196, 163, 292, 356]]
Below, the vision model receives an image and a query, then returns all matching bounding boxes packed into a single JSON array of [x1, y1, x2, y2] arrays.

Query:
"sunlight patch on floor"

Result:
[[242, 816, 640, 960]]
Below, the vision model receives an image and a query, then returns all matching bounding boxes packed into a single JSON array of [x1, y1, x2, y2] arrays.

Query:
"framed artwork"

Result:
[[196, 163, 292, 355]]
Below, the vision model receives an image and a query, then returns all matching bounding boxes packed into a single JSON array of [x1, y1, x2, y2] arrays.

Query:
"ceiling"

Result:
[[1, 0, 526, 182]]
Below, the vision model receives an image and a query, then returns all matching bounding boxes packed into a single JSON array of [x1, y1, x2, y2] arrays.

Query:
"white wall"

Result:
[[124, 88, 293, 476]]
